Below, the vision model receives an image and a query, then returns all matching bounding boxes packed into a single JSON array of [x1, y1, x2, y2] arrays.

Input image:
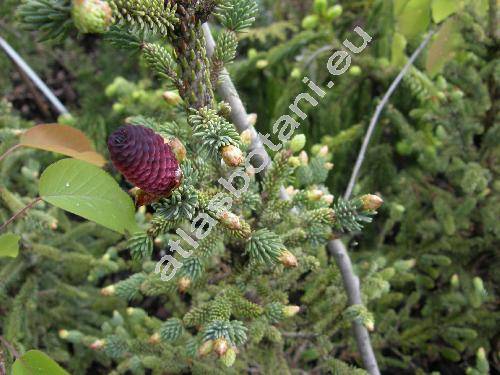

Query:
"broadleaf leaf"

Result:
[[20, 124, 106, 167], [12, 350, 69, 375], [39, 159, 140, 234], [0, 232, 20, 258]]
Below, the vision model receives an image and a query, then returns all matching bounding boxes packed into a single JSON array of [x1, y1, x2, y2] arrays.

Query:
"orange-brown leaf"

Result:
[[20, 124, 106, 167]]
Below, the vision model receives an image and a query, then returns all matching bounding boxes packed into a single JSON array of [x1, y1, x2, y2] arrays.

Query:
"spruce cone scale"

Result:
[[108, 125, 182, 197]]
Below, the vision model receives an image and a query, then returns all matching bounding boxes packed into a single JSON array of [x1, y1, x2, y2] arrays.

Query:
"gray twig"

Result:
[[344, 30, 435, 199], [0, 36, 69, 115], [328, 30, 435, 375]]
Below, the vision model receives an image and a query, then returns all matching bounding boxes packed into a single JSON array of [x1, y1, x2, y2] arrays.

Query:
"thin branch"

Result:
[[202, 24, 271, 171], [327, 30, 435, 375], [0, 336, 19, 359], [344, 30, 435, 199], [0, 36, 69, 115], [0, 144, 21, 163], [0, 197, 42, 233]]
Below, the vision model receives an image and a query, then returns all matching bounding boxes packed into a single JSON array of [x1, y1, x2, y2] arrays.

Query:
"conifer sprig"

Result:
[[109, 0, 178, 35]]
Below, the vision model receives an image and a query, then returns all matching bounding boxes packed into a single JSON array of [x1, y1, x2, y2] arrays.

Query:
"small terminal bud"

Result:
[[220, 346, 237, 367], [285, 186, 298, 198], [148, 332, 161, 344], [298, 151, 309, 165], [100, 285, 116, 296], [288, 156, 301, 168], [451, 274, 460, 288], [162, 91, 182, 105], [307, 189, 324, 201], [219, 211, 242, 230], [365, 320, 375, 332], [360, 194, 384, 211], [178, 277, 191, 293], [213, 338, 229, 356], [89, 339, 105, 350], [198, 340, 214, 356], [318, 145, 329, 157], [289, 134, 306, 153], [167, 137, 187, 162], [279, 250, 298, 268], [324, 162, 334, 170], [221, 145, 244, 167], [322, 194, 334, 205], [283, 305, 300, 317], [256, 59, 269, 69], [59, 329, 69, 339], [240, 129, 254, 146], [247, 113, 258, 126]]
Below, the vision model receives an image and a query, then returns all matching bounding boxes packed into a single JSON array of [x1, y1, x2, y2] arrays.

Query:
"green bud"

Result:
[[72, 0, 113, 34], [289, 134, 306, 152], [436, 75, 448, 90], [450, 274, 460, 288], [313, 0, 328, 15], [349, 65, 362, 76], [302, 15, 319, 30], [57, 113, 76, 126], [256, 59, 269, 69], [247, 48, 258, 59], [291, 67, 302, 79], [450, 89, 464, 101], [473, 277, 485, 293], [325, 5, 343, 21], [220, 347, 237, 367]]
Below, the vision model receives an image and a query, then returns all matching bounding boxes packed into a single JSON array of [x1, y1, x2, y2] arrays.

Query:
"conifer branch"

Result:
[[202, 23, 271, 170]]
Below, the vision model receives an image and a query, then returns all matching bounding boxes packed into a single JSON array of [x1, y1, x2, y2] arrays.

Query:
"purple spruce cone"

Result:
[[107, 125, 182, 196]]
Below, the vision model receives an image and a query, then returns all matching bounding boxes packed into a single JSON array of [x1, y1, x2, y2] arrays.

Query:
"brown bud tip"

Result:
[[221, 145, 244, 167], [89, 339, 105, 350], [318, 145, 329, 157], [279, 250, 298, 268], [213, 338, 229, 357], [50, 220, 59, 230], [148, 332, 161, 344], [285, 185, 298, 198], [219, 211, 242, 230], [283, 305, 300, 317], [100, 285, 116, 296], [167, 137, 187, 163], [322, 194, 334, 205], [58, 329, 69, 339], [360, 194, 384, 211], [366, 321, 375, 331], [162, 91, 182, 105], [307, 189, 324, 201], [298, 150, 309, 165], [198, 340, 214, 356], [178, 277, 191, 293]]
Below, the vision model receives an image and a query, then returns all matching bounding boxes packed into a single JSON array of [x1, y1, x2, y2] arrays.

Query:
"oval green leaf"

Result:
[[0, 232, 20, 258], [39, 159, 140, 234], [12, 350, 69, 375], [396, 0, 431, 40]]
